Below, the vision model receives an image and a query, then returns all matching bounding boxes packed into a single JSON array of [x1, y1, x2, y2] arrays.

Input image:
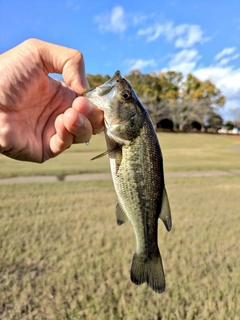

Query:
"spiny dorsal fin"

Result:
[[115, 199, 129, 225], [159, 187, 172, 232]]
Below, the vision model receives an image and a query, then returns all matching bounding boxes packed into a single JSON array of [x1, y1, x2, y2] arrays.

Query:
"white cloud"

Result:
[[103, 10, 239, 118], [174, 24, 204, 48], [193, 66, 240, 115], [218, 53, 240, 66], [168, 49, 201, 74], [95, 7, 149, 34], [214, 47, 236, 61], [125, 59, 157, 71], [138, 22, 206, 48], [94, 6, 127, 33], [160, 42, 240, 116], [177, 47, 240, 105], [131, 13, 149, 26], [213, 48, 240, 67], [138, 24, 166, 42], [170, 49, 200, 65], [66, 0, 80, 11]]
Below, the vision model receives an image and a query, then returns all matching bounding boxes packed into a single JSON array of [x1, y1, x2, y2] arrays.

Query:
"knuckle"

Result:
[[73, 50, 84, 62]]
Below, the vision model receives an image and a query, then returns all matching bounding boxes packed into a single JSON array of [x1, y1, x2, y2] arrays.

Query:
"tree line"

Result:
[[87, 70, 226, 131]]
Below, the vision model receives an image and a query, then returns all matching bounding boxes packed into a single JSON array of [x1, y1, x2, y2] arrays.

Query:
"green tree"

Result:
[[206, 112, 223, 129], [159, 71, 182, 101], [225, 120, 234, 130], [126, 70, 162, 102], [86, 70, 225, 131], [182, 74, 225, 106], [173, 74, 226, 131]]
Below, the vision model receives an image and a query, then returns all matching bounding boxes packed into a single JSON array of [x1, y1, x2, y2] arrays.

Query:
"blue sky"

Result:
[[1, 0, 240, 120]]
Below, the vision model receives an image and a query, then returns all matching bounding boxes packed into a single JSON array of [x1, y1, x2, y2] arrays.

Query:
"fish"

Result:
[[83, 71, 172, 293]]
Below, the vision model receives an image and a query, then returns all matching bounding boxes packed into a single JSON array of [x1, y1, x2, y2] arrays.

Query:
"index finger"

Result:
[[30, 39, 89, 93]]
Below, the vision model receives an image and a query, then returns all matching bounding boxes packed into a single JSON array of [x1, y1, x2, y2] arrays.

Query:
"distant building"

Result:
[[218, 126, 240, 134]]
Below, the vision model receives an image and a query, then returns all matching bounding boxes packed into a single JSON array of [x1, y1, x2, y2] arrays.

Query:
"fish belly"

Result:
[[109, 127, 166, 293]]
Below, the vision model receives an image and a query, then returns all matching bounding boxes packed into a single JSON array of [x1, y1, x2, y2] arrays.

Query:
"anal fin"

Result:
[[115, 200, 129, 225], [159, 186, 172, 231]]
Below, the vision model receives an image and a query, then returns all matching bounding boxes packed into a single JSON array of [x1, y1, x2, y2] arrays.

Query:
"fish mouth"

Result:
[[84, 70, 121, 97], [83, 71, 122, 110]]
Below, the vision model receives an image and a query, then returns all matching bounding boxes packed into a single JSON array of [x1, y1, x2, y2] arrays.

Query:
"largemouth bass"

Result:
[[84, 71, 172, 293]]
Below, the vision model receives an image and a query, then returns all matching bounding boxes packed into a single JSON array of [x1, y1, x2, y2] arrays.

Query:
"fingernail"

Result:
[[76, 113, 84, 128], [81, 76, 90, 92]]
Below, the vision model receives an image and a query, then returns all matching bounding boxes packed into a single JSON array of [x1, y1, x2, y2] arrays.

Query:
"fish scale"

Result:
[[84, 71, 172, 293]]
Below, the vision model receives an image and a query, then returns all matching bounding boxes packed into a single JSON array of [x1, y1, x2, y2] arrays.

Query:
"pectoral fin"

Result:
[[159, 187, 172, 232], [91, 144, 120, 160], [115, 200, 129, 225]]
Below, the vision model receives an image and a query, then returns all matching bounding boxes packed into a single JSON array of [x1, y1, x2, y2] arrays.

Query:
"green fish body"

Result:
[[84, 71, 172, 293]]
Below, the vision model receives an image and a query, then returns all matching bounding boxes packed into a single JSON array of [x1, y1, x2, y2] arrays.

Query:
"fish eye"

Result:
[[121, 91, 131, 100]]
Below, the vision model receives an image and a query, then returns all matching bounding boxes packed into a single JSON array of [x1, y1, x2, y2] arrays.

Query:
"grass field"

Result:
[[0, 133, 240, 319], [0, 132, 240, 178]]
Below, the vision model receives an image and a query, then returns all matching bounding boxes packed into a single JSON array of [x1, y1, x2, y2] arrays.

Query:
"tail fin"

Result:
[[130, 252, 165, 294]]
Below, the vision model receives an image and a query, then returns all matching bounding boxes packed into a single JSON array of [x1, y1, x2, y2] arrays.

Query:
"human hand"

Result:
[[0, 39, 104, 162]]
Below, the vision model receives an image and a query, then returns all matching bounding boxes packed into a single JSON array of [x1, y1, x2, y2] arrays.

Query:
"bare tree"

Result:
[[139, 96, 171, 126]]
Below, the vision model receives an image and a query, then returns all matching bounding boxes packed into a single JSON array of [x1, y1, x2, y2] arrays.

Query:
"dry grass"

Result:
[[0, 175, 240, 319], [1, 133, 240, 319], [160, 133, 240, 172], [0, 133, 240, 178]]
